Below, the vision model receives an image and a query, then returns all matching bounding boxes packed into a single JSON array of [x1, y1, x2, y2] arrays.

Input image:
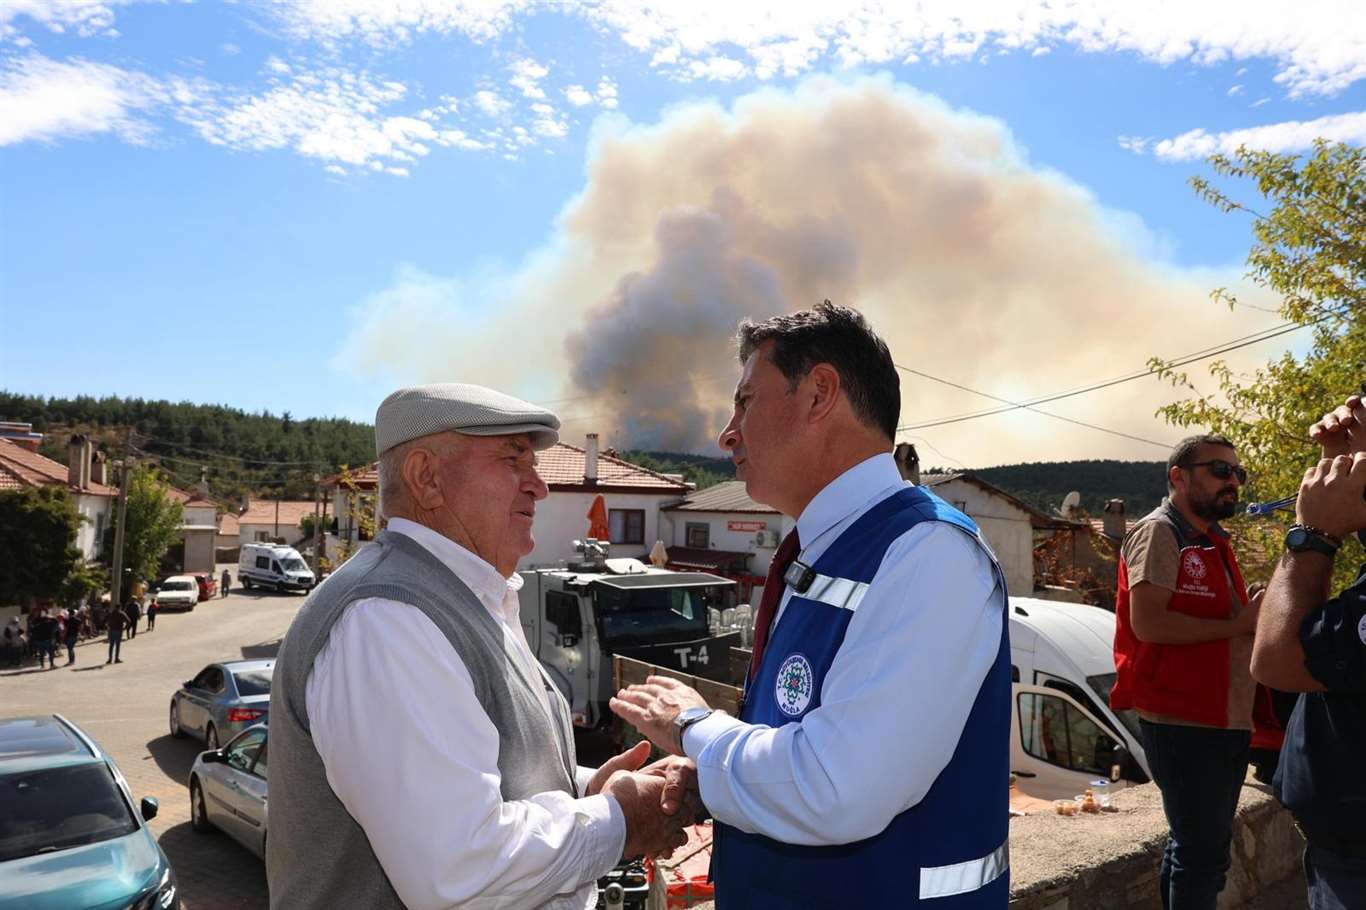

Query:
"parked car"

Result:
[[188, 572, 218, 601], [0, 714, 179, 910], [152, 575, 200, 612], [188, 724, 268, 858], [169, 659, 273, 751], [239, 543, 315, 593]]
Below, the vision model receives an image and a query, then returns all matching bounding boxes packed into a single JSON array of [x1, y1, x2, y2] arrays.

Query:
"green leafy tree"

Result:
[[1153, 140, 1365, 587], [0, 487, 85, 605], [57, 560, 108, 609], [101, 464, 184, 587]]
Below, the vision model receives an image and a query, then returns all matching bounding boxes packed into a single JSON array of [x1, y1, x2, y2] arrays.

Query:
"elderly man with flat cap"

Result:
[[267, 383, 693, 910]]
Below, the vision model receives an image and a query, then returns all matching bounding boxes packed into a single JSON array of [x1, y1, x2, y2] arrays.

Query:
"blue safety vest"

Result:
[[711, 486, 1011, 909]]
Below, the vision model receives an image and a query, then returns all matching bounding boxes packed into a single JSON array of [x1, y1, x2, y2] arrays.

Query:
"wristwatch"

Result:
[[673, 706, 714, 753], [1285, 524, 1342, 558]]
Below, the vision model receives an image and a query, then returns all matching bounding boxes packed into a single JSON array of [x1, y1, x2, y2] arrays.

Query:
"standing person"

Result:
[[64, 609, 81, 665], [267, 383, 694, 910], [1252, 393, 1366, 910], [221, 568, 231, 597], [612, 302, 1011, 908], [2, 617, 20, 667], [125, 598, 141, 639], [1110, 434, 1259, 910], [105, 603, 125, 664], [146, 597, 158, 632], [31, 609, 56, 670]]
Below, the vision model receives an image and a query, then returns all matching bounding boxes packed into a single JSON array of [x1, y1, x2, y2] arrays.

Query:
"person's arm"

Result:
[[1129, 581, 1256, 644], [306, 600, 626, 910], [1253, 452, 1366, 693], [619, 523, 1003, 846]]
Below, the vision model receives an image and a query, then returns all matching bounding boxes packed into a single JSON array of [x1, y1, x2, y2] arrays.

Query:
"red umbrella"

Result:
[[587, 494, 610, 540]]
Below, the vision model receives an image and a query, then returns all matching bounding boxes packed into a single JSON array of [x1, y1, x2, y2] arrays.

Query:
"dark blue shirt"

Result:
[[1273, 562, 1366, 837]]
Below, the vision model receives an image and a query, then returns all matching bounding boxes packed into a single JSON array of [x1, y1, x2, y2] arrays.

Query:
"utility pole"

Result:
[[110, 429, 132, 606], [312, 474, 323, 573], [274, 497, 280, 540]]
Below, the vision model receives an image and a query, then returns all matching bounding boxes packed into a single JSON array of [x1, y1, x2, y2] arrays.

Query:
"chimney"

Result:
[[68, 435, 92, 490], [584, 434, 599, 485], [1103, 499, 1127, 540], [894, 442, 920, 485], [90, 450, 107, 487]]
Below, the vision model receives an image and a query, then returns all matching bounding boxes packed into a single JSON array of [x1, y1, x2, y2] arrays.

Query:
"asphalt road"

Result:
[[1, 581, 303, 909]]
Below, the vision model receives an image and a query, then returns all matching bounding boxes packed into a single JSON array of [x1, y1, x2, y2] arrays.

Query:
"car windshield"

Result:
[[593, 584, 717, 645], [281, 558, 308, 573], [162, 581, 193, 592], [0, 762, 138, 862], [1086, 672, 1142, 743], [233, 670, 273, 697]]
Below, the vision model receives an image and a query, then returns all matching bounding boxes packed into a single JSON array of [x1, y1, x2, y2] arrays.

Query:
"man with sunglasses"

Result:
[[1112, 434, 1260, 910], [1252, 394, 1366, 910]]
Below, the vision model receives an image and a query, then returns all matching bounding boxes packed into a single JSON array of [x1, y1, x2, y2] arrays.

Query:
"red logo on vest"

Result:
[[1182, 550, 1208, 581]]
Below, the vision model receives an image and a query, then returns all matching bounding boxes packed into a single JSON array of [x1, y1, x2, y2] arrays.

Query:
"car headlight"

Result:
[[125, 868, 176, 910]]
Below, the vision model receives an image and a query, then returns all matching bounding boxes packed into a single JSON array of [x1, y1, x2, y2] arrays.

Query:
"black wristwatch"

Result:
[[673, 706, 714, 753], [1285, 524, 1342, 558]]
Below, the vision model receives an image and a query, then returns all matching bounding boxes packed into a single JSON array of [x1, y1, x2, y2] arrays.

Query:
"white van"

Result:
[[1008, 596, 1151, 800], [239, 543, 316, 593]]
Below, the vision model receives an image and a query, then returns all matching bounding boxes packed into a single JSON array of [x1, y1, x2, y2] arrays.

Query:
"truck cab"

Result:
[[519, 543, 739, 728], [1008, 596, 1150, 800]]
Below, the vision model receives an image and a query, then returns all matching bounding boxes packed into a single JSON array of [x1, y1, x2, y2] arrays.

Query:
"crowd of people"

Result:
[[1, 596, 162, 670]]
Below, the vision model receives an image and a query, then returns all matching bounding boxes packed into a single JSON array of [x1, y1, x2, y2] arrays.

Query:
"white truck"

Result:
[[1008, 596, 1150, 800], [518, 541, 741, 729], [238, 543, 316, 594]]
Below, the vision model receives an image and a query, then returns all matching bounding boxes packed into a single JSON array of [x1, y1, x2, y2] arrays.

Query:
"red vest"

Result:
[[1111, 519, 1248, 728]]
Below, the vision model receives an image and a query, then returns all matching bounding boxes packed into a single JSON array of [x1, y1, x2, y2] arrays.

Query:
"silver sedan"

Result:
[[169, 660, 273, 751], [188, 724, 268, 858]]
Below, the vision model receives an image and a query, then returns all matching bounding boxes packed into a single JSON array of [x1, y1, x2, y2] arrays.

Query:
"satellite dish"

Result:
[[1061, 491, 1082, 517]]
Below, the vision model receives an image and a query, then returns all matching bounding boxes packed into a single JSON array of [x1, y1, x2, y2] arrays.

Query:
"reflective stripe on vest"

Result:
[[799, 572, 869, 612], [918, 839, 1009, 900]]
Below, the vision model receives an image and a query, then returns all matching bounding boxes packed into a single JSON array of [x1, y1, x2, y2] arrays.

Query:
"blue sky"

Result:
[[3, 2, 1364, 465]]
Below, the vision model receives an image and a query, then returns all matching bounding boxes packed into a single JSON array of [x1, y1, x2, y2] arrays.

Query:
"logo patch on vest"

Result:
[[776, 653, 815, 716], [1357, 614, 1366, 646], [1182, 550, 1208, 581]]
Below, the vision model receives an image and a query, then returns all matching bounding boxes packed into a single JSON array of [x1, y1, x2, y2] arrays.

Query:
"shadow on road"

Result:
[[0, 666, 59, 678], [148, 734, 204, 787], [240, 639, 282, 659], [158, 820, 268, 909]]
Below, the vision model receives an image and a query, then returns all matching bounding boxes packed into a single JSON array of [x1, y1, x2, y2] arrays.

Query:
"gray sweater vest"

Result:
[[266, 530, 578, 910]]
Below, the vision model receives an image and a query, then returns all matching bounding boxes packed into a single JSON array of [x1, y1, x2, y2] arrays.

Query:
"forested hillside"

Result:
[[0, 392, 373, 502], [969, 460, 1167, 517]]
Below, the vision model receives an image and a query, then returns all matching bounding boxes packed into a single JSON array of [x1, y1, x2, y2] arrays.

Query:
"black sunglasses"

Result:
[[1181, 459, 1248, 484]]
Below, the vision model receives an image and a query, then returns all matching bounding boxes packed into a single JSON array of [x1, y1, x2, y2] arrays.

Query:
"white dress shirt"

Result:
[[305, 518, 625, 910], [682, 453, 1004, 845]]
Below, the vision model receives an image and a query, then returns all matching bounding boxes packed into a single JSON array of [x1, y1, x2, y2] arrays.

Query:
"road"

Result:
[[1, 581, 301, 909]]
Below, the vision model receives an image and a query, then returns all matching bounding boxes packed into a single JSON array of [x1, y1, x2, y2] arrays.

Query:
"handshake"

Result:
[[585, 740, 702, 859]]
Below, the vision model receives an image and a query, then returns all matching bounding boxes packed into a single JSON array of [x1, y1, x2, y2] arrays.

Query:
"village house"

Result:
[[323, 434, 692, 568], [658, 481, 794, 603], [0, 435, 116, 561], [236, 498, 318, 548]]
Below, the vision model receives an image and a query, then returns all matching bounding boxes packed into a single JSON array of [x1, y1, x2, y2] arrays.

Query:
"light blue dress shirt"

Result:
[[683, 453, 1004, 846]]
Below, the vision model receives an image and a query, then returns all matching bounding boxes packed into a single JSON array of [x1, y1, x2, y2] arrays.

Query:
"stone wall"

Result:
[[1009, 774, 1303, 909]]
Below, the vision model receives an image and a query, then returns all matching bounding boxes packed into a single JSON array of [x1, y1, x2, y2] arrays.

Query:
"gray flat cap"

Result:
[[375, 383, 561, 455]]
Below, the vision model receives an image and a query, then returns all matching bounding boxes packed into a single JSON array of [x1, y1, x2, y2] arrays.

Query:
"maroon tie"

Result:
[[748, 529, 801, 684]]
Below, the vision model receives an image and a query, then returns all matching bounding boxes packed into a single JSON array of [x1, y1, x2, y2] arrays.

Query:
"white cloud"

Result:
[[0, 0, 136, 41], [1116, 134, 1150, 154], [1150, 110, 1366, 160], [0, 52, 162, 145], [1252, 97, 1270, 107], [472, 88, 510, 117], [508, 57, 548, 99], [684, 56, 748, 82], [564, 84, 593, 107], [1227, 84, 1244, 96], [596, 77, 618, 108]]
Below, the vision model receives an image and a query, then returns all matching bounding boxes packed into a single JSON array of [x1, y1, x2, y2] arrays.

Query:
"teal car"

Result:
[[0, 715, 178, 910]]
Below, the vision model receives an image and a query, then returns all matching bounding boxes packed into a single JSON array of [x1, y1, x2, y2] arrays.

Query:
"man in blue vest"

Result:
[[612, 301, 1011, 908]]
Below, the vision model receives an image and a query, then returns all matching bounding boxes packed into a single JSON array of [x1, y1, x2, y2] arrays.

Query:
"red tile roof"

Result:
[[0, 438, 117, 497], [218, 513, 240, 537], [324, 444, 689, 494], [238, 500, 318, 529]]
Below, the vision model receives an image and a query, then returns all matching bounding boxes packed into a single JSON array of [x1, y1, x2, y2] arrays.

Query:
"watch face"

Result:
[[678, 707, 710, 724], [1286, 528, 1309, 549]]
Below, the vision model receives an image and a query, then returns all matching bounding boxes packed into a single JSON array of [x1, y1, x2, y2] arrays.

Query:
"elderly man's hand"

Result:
[[1309, 394, 1366, 459], [642, 754, 702, 819], [604, 771, 691, 859], [584, 741, 651, 798], [1296, 452, 1366, 540], [610, 676, 711, 755]]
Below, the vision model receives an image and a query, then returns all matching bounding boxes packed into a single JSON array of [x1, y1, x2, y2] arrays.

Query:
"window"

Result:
[[271, 561, 283, 574], [0, 763, 138, 862], [545, 591, 582, 637], [609, 509, 645, 545], [192, 666, 224, 692], [952, 501, 968, 513], [225, 729, 266, 775], [255, 531, 271, 542], [685, 523, 711, 548], [255, 556, 270, 570], [232, 670, 273, 697], [1018, 692, 1118, 776]]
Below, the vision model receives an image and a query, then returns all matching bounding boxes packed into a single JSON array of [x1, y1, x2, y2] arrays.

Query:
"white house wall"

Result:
[[239, 522, 310, 547], [75, 494, 113, 561], [525, 491, 676, 568], [658, 510, 793, 576], [928, 479, 1035, 595]]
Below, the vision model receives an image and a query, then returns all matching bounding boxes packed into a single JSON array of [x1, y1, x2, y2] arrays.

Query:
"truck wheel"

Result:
[[242, 577, 253, 590]]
